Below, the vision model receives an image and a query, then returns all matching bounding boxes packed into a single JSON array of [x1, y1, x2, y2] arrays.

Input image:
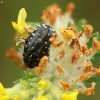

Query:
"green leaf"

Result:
[[87, 32, 100, 48], [76, 19, 87, 32], [16, 37, 20, 42], [13, 71, 40, 84], [91, 51, 100, 67], [85, 76, 100, 83], [67, 22, 72, 27]]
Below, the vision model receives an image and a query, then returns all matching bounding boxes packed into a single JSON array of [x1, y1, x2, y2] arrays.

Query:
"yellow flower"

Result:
[[61, 93, 70, 100], [38, 80, 48, 90], [0, 83, 10, 100], [61, 89, 78, 100], [12, 8, 29, 38], [36, 96, 49, 100], [59, 29, 75, 41], [0, 83, 6, 95], [70, 89, 78, 100], [14, 94, 20, 100]]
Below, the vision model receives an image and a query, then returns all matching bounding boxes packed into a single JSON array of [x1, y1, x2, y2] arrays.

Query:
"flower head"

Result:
[[4, 2, 100, 100]]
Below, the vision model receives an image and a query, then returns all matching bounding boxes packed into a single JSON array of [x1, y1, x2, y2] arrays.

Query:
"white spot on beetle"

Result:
[[42, 24, 47, 28], [30, 37, 32, 40], [50, 28, 53, 31], [44, 41, 47, 44], [48, 34, 49, 36], [36, 33, 38, 35], [43, 52, 45, 54], [37, 58, 39, 60], [32, 34, 35, 36], [38, 39, 41, 41], [43, 31, 45, 33], [30, 55, 32, 57], [38, 25, 41, 27]]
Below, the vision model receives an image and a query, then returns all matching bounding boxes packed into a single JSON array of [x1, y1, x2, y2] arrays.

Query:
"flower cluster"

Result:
[[2, 2, 100, 100]]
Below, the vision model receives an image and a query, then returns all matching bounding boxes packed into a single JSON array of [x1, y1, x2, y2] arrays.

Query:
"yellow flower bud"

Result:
[[36, 96, 49, 100], [38, 80, 48, 90]]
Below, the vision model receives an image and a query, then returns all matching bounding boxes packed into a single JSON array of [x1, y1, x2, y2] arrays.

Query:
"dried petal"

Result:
[[83, 25, 93, 38], [41, 4, 62, 25], [39, 56, 48, 67], [57, 65, 64, 74], [83, 82, 96, 96], [49, 33, 63, 47], [5, 47, 21, 64], [60, 80, 71, 91], [77, 74, 91, 81], [70, 32, 82, 48], [71, 50, 81, 64], [92, 37, 100, 53], [66, 2, 75, 15], [59, 49, 65, 59], [83, 61, 92, 73], [92, 67, 100, 76], [80, 45, 91, 56], [35, 67, 43, 75]]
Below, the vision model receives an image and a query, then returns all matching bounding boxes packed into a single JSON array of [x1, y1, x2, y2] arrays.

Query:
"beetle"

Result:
[[23, 24, 56, 68]]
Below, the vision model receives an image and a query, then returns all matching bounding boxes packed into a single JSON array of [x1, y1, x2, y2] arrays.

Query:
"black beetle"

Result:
[[23, 24, 56, 68]]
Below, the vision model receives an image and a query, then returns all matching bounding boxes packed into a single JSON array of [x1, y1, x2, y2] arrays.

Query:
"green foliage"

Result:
[[85, 76, 100, 83], [67, 22, 72, 27], [86, 32, 100, 67], [91, 52, 100, 67], [87, 32, 100, 48], [76, 19, 87, 32], [86, 32, 100, 83], [14, 71, 40, 83], [16, 37, 20, 43]]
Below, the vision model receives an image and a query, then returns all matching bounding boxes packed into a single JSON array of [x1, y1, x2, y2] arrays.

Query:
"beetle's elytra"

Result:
[[23, 24, 56, 68]]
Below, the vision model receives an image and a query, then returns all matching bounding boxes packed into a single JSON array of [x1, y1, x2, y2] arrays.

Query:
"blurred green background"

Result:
[[0, 0, 100, 100]]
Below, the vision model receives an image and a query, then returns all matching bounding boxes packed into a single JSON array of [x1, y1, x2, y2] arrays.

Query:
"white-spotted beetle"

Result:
[[23, 24, 56, 68]]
